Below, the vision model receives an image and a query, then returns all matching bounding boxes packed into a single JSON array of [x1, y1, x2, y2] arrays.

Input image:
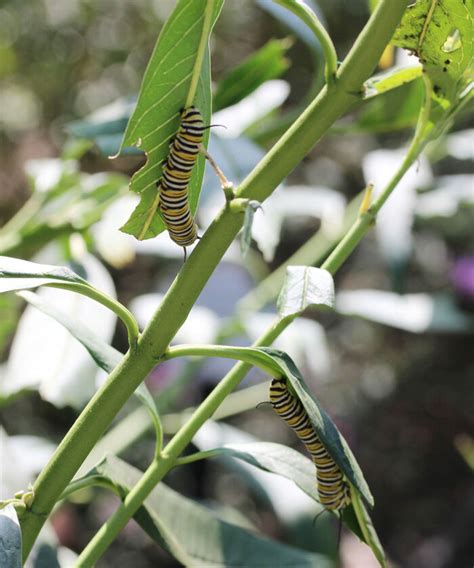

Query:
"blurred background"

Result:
[[0, 0, 473, 567]]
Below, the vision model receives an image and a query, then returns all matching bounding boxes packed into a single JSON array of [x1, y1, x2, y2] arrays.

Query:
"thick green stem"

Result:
[[20, 1, 408, 560], [75, 317, 289, 567]]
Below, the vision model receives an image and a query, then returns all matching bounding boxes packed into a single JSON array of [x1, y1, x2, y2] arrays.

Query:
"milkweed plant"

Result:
[[0, 0, 472, 566]]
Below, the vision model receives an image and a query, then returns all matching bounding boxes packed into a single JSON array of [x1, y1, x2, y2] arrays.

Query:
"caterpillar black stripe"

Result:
[[158, 106, 204, 249], [269, 378, 351, 511]]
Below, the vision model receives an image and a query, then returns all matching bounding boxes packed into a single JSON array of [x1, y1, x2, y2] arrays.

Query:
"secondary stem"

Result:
[[275, 0, 338, 84]]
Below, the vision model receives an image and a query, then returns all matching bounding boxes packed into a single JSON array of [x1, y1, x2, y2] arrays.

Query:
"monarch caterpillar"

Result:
[[158, 106, 205, 252], [269, 378, 351, 511]]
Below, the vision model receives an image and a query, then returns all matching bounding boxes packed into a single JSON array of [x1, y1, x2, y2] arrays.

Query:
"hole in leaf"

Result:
[[442, 28, 461, 53]]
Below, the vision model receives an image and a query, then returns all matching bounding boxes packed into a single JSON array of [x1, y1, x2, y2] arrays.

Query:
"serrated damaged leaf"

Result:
[[119, 0, 224, 240], [392, 0, 473, 108]]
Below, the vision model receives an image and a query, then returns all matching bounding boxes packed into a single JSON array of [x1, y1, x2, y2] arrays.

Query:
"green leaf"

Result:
[[18, 290, 162, 443], [197, 442, 325, 506], [240, 200, 262, 258], [392, 0, 473, 108], [0, 256, 139, 348], [363, 64, 423, 98], [166, 343, 373, 507], [0, 505, 22, 568], [258, 348, 374, 507], [277, 266, 335, 318], [197, 442, 385, 565], [119, 0, 224, 240], [188, 442, 359, 539], [0, 256, 86, 293], [93, 456, 333, 568], [214, 39, 291, 111]]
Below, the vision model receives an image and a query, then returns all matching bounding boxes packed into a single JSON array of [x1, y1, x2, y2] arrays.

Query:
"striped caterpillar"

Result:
[[158, 106, 204, 251], [269, 378, 351, 511]]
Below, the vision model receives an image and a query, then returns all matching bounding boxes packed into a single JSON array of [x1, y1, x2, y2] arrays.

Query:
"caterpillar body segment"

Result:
[[269, 378, 351, 511]]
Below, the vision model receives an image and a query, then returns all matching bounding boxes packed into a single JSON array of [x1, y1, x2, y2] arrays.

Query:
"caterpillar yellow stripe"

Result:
[[158, 106, 203, 248], [269, 378, 351, 511]]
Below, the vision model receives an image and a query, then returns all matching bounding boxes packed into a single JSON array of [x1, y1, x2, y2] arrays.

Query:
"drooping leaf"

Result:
[[214, 39, 291, 111], [392, 0, 473, 109], [0, 256, 86, 294], [0, 505, 21, 568], [277, 266, 335, 318], [1, 253, 118, 408], [18, 290, 121, 372], [92, 456, 333, 568], [179, 344, 373, 507], [120, 0, 224, 240], [17, 291, 162, 441]]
